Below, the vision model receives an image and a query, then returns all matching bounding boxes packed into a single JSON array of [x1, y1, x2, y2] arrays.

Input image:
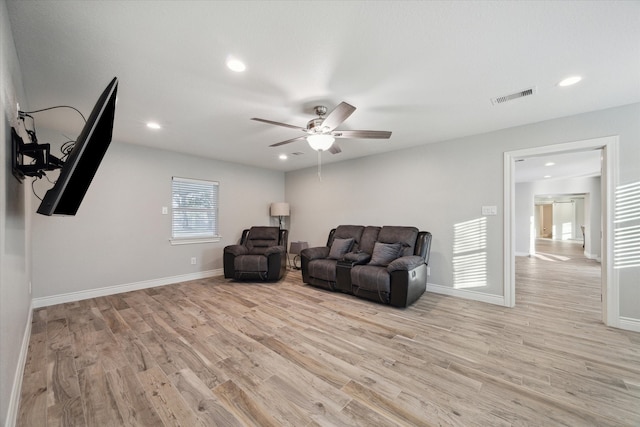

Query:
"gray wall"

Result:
[[516, 176, 601, 258], [285, 103, 640, 319], [31, 141, 285, 299], [0, 0, 32, 424]]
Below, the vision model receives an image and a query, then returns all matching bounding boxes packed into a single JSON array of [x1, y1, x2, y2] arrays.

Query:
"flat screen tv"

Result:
[[37, 77, 118, 216]]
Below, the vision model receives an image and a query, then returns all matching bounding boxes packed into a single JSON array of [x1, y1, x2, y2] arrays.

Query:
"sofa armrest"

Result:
[[223, 244, 248, 278], [265, 245, 286, 256], [387, 256, 425, 272], [224, 244, 248, 256], [265, 246, 287, 281], [300, 246, 330, 284], [343, 251, 371, 264], [301, 246, 330, 261]]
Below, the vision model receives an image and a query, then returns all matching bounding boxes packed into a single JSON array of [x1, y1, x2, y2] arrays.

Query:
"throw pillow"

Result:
[[369, 242, 403, 266], [328, 238, 355, 260]]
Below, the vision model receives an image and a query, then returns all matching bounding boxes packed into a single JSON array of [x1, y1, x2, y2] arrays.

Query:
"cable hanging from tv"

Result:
[[20, 105, 87, 122]]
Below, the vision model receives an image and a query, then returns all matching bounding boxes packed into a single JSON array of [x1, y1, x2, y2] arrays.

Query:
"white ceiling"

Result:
[[514, 149, 602, 183], [6, 1, 640, 174]]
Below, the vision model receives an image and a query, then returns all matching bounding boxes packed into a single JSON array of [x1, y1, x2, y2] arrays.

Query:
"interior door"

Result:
[[542, 204, 553, 238]]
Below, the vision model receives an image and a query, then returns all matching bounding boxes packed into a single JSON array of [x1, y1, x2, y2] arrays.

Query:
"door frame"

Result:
[[504, 136, 619, 327]]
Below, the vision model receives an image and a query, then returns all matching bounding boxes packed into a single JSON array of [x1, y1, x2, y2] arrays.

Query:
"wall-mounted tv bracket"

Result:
[[11, 122, 64, 183]]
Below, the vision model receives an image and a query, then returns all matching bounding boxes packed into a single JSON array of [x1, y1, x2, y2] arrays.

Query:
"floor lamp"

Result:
[[270, 202, 290, 229]]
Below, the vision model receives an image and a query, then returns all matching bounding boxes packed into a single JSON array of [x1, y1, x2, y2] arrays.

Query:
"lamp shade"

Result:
[[270, 202, 290, 217], [307, 134, 335, 151]]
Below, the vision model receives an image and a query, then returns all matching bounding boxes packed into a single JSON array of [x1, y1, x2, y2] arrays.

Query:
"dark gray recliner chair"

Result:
[[224, 226, 288, 281]]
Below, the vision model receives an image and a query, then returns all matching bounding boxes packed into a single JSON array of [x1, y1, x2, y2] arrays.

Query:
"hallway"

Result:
[[516, 238, 602, 328]]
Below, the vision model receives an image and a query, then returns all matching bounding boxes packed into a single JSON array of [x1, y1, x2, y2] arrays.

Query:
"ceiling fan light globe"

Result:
[[307, 134, 335, 151]]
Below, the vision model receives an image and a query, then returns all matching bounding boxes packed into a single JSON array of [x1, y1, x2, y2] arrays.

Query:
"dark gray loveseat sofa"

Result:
[[301, 225, 432, 307]]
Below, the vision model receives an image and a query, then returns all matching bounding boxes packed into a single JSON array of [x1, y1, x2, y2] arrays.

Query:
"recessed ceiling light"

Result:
[[226, 57, 246, 72], [558, 76, 582, 87], [279, 154, 288, 160], [545, 162, 555, 166], [146, 122, 161, 130], [544, 175, 552, 178]]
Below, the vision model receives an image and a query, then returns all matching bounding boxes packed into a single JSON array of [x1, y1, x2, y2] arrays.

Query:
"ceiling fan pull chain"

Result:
[[317, 150, 322, 181]]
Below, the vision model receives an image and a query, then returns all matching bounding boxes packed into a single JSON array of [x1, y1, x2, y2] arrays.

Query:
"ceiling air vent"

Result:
[[491, 86, 537, 105]]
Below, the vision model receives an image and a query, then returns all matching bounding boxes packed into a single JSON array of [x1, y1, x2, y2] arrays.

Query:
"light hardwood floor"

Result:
[[17, 240, 640, 426]]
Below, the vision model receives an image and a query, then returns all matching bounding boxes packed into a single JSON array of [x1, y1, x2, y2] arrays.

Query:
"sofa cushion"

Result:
[[369, 242, 403, 266], [328, 238, 354, 260], [308, 259, 338, 282], [378, 226, 419, 257], [351, 265, 391, 294], [234, 254, 268, 273]]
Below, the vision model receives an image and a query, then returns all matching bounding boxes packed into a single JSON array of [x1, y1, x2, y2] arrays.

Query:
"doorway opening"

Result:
[[533, 193, 591, 250], [536, 201, 554, 239], [504, 136, 619, 327]]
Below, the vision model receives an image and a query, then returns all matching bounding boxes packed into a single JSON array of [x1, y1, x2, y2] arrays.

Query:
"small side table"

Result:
[[289, 241, 308, 269]]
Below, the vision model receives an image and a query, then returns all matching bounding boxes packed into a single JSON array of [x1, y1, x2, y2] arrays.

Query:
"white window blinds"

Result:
[[171, 177, 219, 240]]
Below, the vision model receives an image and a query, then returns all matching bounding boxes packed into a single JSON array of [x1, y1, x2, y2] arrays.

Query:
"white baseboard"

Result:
[[426, 282, 506, 306], [32, 269, 224, 308], [5, 301, 33, 427], [619, 316, 640, 333], [584, 251, 602, 262], [426, 284, 640, 332], [515, 252, 530, 257]]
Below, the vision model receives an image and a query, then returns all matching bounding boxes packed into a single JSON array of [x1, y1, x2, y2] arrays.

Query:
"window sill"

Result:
[[170, 236, 221, 245]]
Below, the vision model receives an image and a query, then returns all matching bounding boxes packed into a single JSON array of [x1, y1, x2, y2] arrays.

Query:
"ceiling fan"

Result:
[[251, 102, 392, 154]]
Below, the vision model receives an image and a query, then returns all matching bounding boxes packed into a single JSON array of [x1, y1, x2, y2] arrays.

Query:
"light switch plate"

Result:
[[482, 205, 497, 216], [162, 206, 168, 215]]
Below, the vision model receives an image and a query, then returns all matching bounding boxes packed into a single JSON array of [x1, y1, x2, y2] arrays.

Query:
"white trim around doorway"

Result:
[[504, 136, 619, 328]]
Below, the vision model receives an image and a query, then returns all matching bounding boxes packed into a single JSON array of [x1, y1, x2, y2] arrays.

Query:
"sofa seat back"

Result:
[[327, 225, 365, 251], [377, 226, 419, 257], [359, 226, 381, 254], [245, 226, 281, 255]]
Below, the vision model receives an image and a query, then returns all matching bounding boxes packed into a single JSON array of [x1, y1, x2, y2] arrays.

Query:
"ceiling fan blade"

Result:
[[251, 117, 306, 131], [269, 135, 307, 147], [333, 130, 392, 139], [320, 102, 356, 131], [328, 144, 342, 154]]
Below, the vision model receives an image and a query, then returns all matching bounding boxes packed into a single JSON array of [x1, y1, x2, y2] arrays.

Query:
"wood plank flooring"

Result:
[[17, 240, 640, 426]]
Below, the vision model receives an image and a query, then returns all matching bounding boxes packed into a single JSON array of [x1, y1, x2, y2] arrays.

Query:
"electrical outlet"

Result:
[[29, 281, 32, 294], [427, 267, 431, 276], [162, 206, 168, 215], [190, 257, 197, 265]]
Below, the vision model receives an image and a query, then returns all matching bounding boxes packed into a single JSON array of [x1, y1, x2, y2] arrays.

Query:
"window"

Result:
[[171, 177, 219, 244]]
